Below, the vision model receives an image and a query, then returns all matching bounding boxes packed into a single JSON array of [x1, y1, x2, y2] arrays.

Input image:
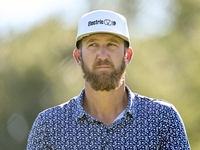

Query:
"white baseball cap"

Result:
[[76, 10, 130, 48]]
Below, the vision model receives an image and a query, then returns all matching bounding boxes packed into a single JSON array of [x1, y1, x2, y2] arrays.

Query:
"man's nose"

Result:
[[97, 46, 109, 60]]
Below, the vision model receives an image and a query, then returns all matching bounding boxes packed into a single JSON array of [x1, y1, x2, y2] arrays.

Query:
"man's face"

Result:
[[80, 33, 127, 91]]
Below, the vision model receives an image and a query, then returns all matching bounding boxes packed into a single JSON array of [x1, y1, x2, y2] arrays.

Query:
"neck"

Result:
[[83, 81, 128, 127]]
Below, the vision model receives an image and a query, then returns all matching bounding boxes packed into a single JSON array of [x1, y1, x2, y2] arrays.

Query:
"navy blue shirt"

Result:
[[27, 86, 190, 149]]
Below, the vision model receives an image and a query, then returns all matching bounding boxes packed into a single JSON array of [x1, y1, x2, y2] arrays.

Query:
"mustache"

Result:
[[93, 60, 114, 68]]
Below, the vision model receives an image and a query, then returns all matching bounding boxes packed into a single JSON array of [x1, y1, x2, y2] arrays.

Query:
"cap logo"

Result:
[[88, 19, 116, 26]]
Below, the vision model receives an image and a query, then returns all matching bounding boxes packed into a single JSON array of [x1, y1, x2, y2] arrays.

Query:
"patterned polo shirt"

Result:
[[27, 86, 190, 149]]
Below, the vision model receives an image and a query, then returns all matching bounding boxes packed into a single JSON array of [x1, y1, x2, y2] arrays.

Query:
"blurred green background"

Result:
[[0, 0, 199, 149]]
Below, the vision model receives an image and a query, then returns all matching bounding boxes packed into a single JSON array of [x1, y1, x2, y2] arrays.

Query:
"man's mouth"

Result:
[[96, 65, 112, 70], [94, 60, 114, 70]]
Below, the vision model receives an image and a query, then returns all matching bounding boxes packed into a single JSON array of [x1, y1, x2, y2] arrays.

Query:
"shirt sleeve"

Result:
[[26, 113, 50, 150], [161, 105, 191, 149]]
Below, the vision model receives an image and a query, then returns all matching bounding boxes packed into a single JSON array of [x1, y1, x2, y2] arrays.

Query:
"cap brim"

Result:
[[76, 31, 129, 48]]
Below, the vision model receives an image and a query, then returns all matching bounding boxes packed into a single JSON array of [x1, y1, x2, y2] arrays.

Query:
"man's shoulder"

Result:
[[38, 97, 78, 119], [131, 93, 178, 123], [133, 93, 174, 111]]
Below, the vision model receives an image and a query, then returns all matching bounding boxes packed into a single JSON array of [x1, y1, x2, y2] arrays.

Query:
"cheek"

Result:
[[113, 53, 125, 65], [81, 53, 95, 69]]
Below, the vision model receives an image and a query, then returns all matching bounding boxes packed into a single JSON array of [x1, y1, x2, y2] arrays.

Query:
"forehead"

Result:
[[82, 33, 124, 44]]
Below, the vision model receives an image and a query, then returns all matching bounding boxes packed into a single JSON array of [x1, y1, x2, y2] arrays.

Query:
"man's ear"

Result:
[[73, 48, 82, 66], [125, 47, 133, 64]]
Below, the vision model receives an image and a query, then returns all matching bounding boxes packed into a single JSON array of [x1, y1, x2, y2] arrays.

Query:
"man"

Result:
[[27, 10, 190, 149]]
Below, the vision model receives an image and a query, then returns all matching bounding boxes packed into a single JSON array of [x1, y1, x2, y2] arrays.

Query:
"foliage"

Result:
[[0, 0, 200, 149]]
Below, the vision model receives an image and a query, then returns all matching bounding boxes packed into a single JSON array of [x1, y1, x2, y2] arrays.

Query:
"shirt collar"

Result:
[[124, 85, 137, 118], [74, 85, 136, 120], [74, 89, 86, 120]]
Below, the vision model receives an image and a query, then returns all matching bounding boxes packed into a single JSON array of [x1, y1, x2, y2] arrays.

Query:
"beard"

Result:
[[81, 56, 126, 91]]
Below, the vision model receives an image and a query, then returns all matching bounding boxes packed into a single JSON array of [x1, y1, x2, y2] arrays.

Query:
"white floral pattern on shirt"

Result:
[[27, 86, 190, 150]]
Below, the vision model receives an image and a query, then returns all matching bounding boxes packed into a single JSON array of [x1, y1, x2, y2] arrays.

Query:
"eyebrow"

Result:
[[85, 38, 99, 45], [106, 38, 120, 44]]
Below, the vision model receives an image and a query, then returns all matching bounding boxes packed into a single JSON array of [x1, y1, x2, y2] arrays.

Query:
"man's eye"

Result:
[[108, 43, 117, 47], [89, 43, 96, 47]]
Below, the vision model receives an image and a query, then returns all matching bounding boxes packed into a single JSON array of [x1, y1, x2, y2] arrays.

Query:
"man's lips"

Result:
[[94, 60, 114, 70], [95, 65, 111, 69], [96, 65, 110, 68]]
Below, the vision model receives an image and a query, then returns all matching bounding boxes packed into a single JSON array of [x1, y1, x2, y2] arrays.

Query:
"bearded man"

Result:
[[27, 10, 190, 149]]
